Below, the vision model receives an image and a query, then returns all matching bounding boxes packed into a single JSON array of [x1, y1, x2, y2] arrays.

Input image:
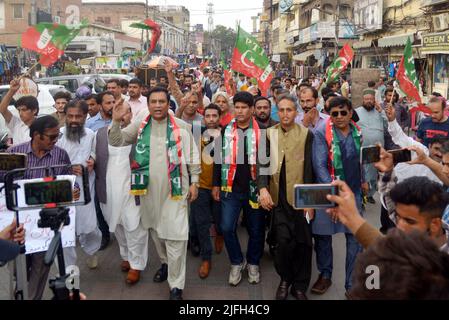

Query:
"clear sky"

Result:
[[82, 0, 263, 32]]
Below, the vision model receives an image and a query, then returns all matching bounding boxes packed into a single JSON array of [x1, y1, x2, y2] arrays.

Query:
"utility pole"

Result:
[[46, 0, 51, 14], [30, 0, 37, 25], [146, 0, 149, 44], [335, 0, 340, 55]]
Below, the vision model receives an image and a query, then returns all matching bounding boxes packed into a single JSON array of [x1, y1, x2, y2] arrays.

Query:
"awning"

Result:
[[378, 33, 414, 48], [293, 50, 314, 61], [353, 39, 372, 49]]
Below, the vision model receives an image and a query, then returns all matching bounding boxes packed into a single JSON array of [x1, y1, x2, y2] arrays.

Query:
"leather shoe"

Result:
[[291, 287, 308, 300], [275, 280, 290, 300], [121, 261, 130, 272], [199, 260, 211, 279], [126, 269, 140, 285], [99, 235, 110, 251], [215, 235, 224, 254], [169, 288, 183, 300], [311, 274, 332, 294], [153, 263, 168, 283]]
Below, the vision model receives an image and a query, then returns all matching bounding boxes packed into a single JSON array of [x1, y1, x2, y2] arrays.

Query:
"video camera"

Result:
[[2, 159, 91, 300]]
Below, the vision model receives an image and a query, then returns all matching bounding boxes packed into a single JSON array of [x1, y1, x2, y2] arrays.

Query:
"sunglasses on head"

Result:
[[330, 110, 349, 117]]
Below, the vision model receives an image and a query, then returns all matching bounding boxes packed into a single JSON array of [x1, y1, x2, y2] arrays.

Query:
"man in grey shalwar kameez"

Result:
[[355, 89, 388, 204]]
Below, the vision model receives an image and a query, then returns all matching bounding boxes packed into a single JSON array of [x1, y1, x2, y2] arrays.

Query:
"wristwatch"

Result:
[[191, 182, 200, 188]]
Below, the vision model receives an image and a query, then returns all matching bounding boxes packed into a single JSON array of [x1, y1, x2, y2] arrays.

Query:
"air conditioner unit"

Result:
[[53, 16, 61, 23], [433, 14, 449, 32]]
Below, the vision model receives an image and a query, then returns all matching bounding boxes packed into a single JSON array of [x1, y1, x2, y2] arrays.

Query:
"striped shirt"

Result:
[[7, 142, 72, 179]]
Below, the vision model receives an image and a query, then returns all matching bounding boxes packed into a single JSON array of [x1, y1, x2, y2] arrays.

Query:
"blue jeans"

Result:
[[313, 233, 362, 290], [190, 188, 213, 261], [220, 192, 265, 266]]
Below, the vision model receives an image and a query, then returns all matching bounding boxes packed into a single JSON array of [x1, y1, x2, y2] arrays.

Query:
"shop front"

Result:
[[421, 31, 449, 98]]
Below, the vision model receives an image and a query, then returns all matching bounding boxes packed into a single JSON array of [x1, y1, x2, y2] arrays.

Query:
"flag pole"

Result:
[[18, 61, 40, 80]]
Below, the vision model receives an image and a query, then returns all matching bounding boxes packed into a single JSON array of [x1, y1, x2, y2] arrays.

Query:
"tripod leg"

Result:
[[13, 253, 28, 300]]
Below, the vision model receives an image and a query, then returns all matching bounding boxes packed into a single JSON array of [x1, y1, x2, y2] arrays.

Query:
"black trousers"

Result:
[[380, 205, 395, 233], [94, 193, 110, 238], [272, 205, 313, 292]]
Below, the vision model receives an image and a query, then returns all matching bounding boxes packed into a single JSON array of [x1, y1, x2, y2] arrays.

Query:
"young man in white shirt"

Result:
[[0, 79, 38, 145], [125, 78, 148, 119]]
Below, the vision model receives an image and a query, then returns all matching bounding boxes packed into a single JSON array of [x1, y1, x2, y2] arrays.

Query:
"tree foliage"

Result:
[[204, 25, 236, 60]]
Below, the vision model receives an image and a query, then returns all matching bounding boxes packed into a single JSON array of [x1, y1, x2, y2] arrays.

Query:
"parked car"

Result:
[[35, 73, 133, 95]]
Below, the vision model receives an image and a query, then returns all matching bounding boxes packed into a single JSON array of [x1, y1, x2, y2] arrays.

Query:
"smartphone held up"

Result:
[[294, 184, 339, 209]]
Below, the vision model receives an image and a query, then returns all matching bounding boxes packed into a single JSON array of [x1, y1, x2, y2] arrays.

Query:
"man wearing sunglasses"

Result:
[[7, 115, 73, 299], [310, 96, 364, 299]]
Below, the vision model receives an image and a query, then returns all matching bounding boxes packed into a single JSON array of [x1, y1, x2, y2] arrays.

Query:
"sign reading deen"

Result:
[[422, 32, 449, 53]]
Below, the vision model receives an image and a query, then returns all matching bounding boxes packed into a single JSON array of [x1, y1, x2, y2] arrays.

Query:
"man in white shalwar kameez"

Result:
[[108, 86, 201, 300], [95, 104, 149, 284], [57, 100, 102, 269]]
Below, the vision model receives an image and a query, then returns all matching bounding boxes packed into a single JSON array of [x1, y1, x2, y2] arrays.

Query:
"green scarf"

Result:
[[130, 114, 183, 199], [221, 118, 260, 209], [325, 118, 362, 181]]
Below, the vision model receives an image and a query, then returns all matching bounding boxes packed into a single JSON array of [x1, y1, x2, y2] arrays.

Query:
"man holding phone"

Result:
[[257, 94, 314, 300], [311, 97, 364, 298]]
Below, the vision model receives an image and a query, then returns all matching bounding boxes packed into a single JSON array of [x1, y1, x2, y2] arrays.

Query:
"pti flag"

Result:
[[397, 37, 422, 104], [231, 26, 273, 94], [325, 43, 354, 84], [19, 20, 88, 67], [129, 19, 161, 53]]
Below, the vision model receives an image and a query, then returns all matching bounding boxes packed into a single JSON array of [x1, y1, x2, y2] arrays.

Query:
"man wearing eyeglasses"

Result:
[[7, 115, 73, 299], [310, 96, 365, 299]]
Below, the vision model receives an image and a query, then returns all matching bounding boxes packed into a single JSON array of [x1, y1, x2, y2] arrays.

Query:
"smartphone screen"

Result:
[[24, 180, 73, 205], [0, 153, 27, 171], [294, 184, 338, 209], [388, 149, 412, 164], [361, 145, 381, 164]]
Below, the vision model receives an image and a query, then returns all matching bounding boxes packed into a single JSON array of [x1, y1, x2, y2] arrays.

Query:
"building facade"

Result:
[[352, 0, 449, 98], [0, 0, 83, 46]]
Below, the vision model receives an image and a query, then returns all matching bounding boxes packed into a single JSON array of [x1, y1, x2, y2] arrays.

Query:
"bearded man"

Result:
[[355, 88, 388, 204], [57, 99, 102, 269]]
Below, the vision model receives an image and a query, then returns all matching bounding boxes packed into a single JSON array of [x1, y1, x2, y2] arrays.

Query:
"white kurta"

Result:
[[100, 144, 140, 232], [57, 127, 98, 235]]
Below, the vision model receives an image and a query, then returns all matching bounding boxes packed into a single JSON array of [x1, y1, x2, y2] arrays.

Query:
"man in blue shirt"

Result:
[[295, 86, 329, 134], [86, 92, 114, 132], [311, 96, 366, 298], [417, 97, 449, 147]]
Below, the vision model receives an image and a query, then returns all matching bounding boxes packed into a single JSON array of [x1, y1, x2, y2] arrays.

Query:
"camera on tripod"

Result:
[[3, 162, 91, 300]]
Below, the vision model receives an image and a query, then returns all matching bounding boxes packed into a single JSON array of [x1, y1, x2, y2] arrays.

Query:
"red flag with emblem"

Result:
[[231, 26, 273, 95]]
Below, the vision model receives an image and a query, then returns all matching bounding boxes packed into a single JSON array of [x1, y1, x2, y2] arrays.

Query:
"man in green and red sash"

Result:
[[212, 91, 266, 287], [311, 96, 365, 299], [109, 86, 201, 300]]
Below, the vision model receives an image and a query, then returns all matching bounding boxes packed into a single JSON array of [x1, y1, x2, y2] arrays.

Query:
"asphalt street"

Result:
[[0, 196, 381, 300]]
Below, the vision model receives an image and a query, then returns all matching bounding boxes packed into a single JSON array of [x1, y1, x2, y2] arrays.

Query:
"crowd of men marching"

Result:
[[1, 59, 449, 300]]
